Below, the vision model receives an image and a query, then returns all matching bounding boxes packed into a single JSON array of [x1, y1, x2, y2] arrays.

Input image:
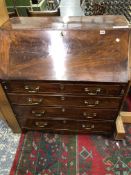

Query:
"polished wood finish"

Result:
[[13, 106, 118, 120], [0, 16, 130, 134], [7, 94, 121, 108], [0, 84, 21, 132], [23, 119, 115, 134], [3, 81, 127, 96], [0, 29, 129, 82], [0, 0, 9, 27], [0, 16, 129, 83]]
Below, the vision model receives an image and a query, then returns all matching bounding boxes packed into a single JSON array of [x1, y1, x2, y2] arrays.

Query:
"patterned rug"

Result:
[[10, 125, 131, 175]]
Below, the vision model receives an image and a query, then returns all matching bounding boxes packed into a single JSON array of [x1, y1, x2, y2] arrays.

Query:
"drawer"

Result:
[[2, 81, 126, 96], [22, 119, 115, 134], [14, 106, 118, 121], [8, 94, 121, 108]]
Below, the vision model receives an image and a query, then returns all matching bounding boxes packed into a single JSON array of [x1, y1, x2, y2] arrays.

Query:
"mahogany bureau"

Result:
[[0, 15, 130, 135]]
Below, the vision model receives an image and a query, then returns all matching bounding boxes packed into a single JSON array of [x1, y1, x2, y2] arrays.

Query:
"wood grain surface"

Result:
[[0, 84, 21, 133], [0, 16, 130, 134], [0, 28, 129, 82], [0, 0, 9, 27]]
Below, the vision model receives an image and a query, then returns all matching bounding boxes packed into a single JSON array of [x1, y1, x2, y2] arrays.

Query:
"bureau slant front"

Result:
[[0, 15, 130, 135]]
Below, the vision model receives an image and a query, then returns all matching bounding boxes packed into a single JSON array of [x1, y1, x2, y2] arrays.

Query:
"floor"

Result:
[[0, 119, 20, 175], [0, 0, 84, 174], [60, 0, 84, 16]]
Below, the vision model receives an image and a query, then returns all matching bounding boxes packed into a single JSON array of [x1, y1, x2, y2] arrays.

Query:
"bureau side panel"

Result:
[[0, 83, 21, 133]]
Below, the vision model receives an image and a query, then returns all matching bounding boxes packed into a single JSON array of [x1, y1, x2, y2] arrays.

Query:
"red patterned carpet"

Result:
[[10, 125, 131, 175]]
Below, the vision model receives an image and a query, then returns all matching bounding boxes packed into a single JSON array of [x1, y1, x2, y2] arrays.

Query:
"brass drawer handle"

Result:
[[32, 110, 45, 117], [82, 124, 94, 129], [84, 88, 101, 95], [35, 122, 48, 128], [28, 98, 43, 105], [83, 112, 97, 118], [24, 85, 40, 93], [84, 100, 99, 107]]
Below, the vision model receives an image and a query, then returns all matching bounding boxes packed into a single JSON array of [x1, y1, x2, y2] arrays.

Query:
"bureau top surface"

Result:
[[1, 15, 129, 30], [0, 16, 129, 82]]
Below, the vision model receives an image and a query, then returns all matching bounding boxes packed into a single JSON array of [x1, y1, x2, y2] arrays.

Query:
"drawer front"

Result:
[[22, 119, 115, 134], [3, 81, 60, 94], [3, 81, 126, 96], [8, 94, 121, 108], [14, 106, 118, 120]]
